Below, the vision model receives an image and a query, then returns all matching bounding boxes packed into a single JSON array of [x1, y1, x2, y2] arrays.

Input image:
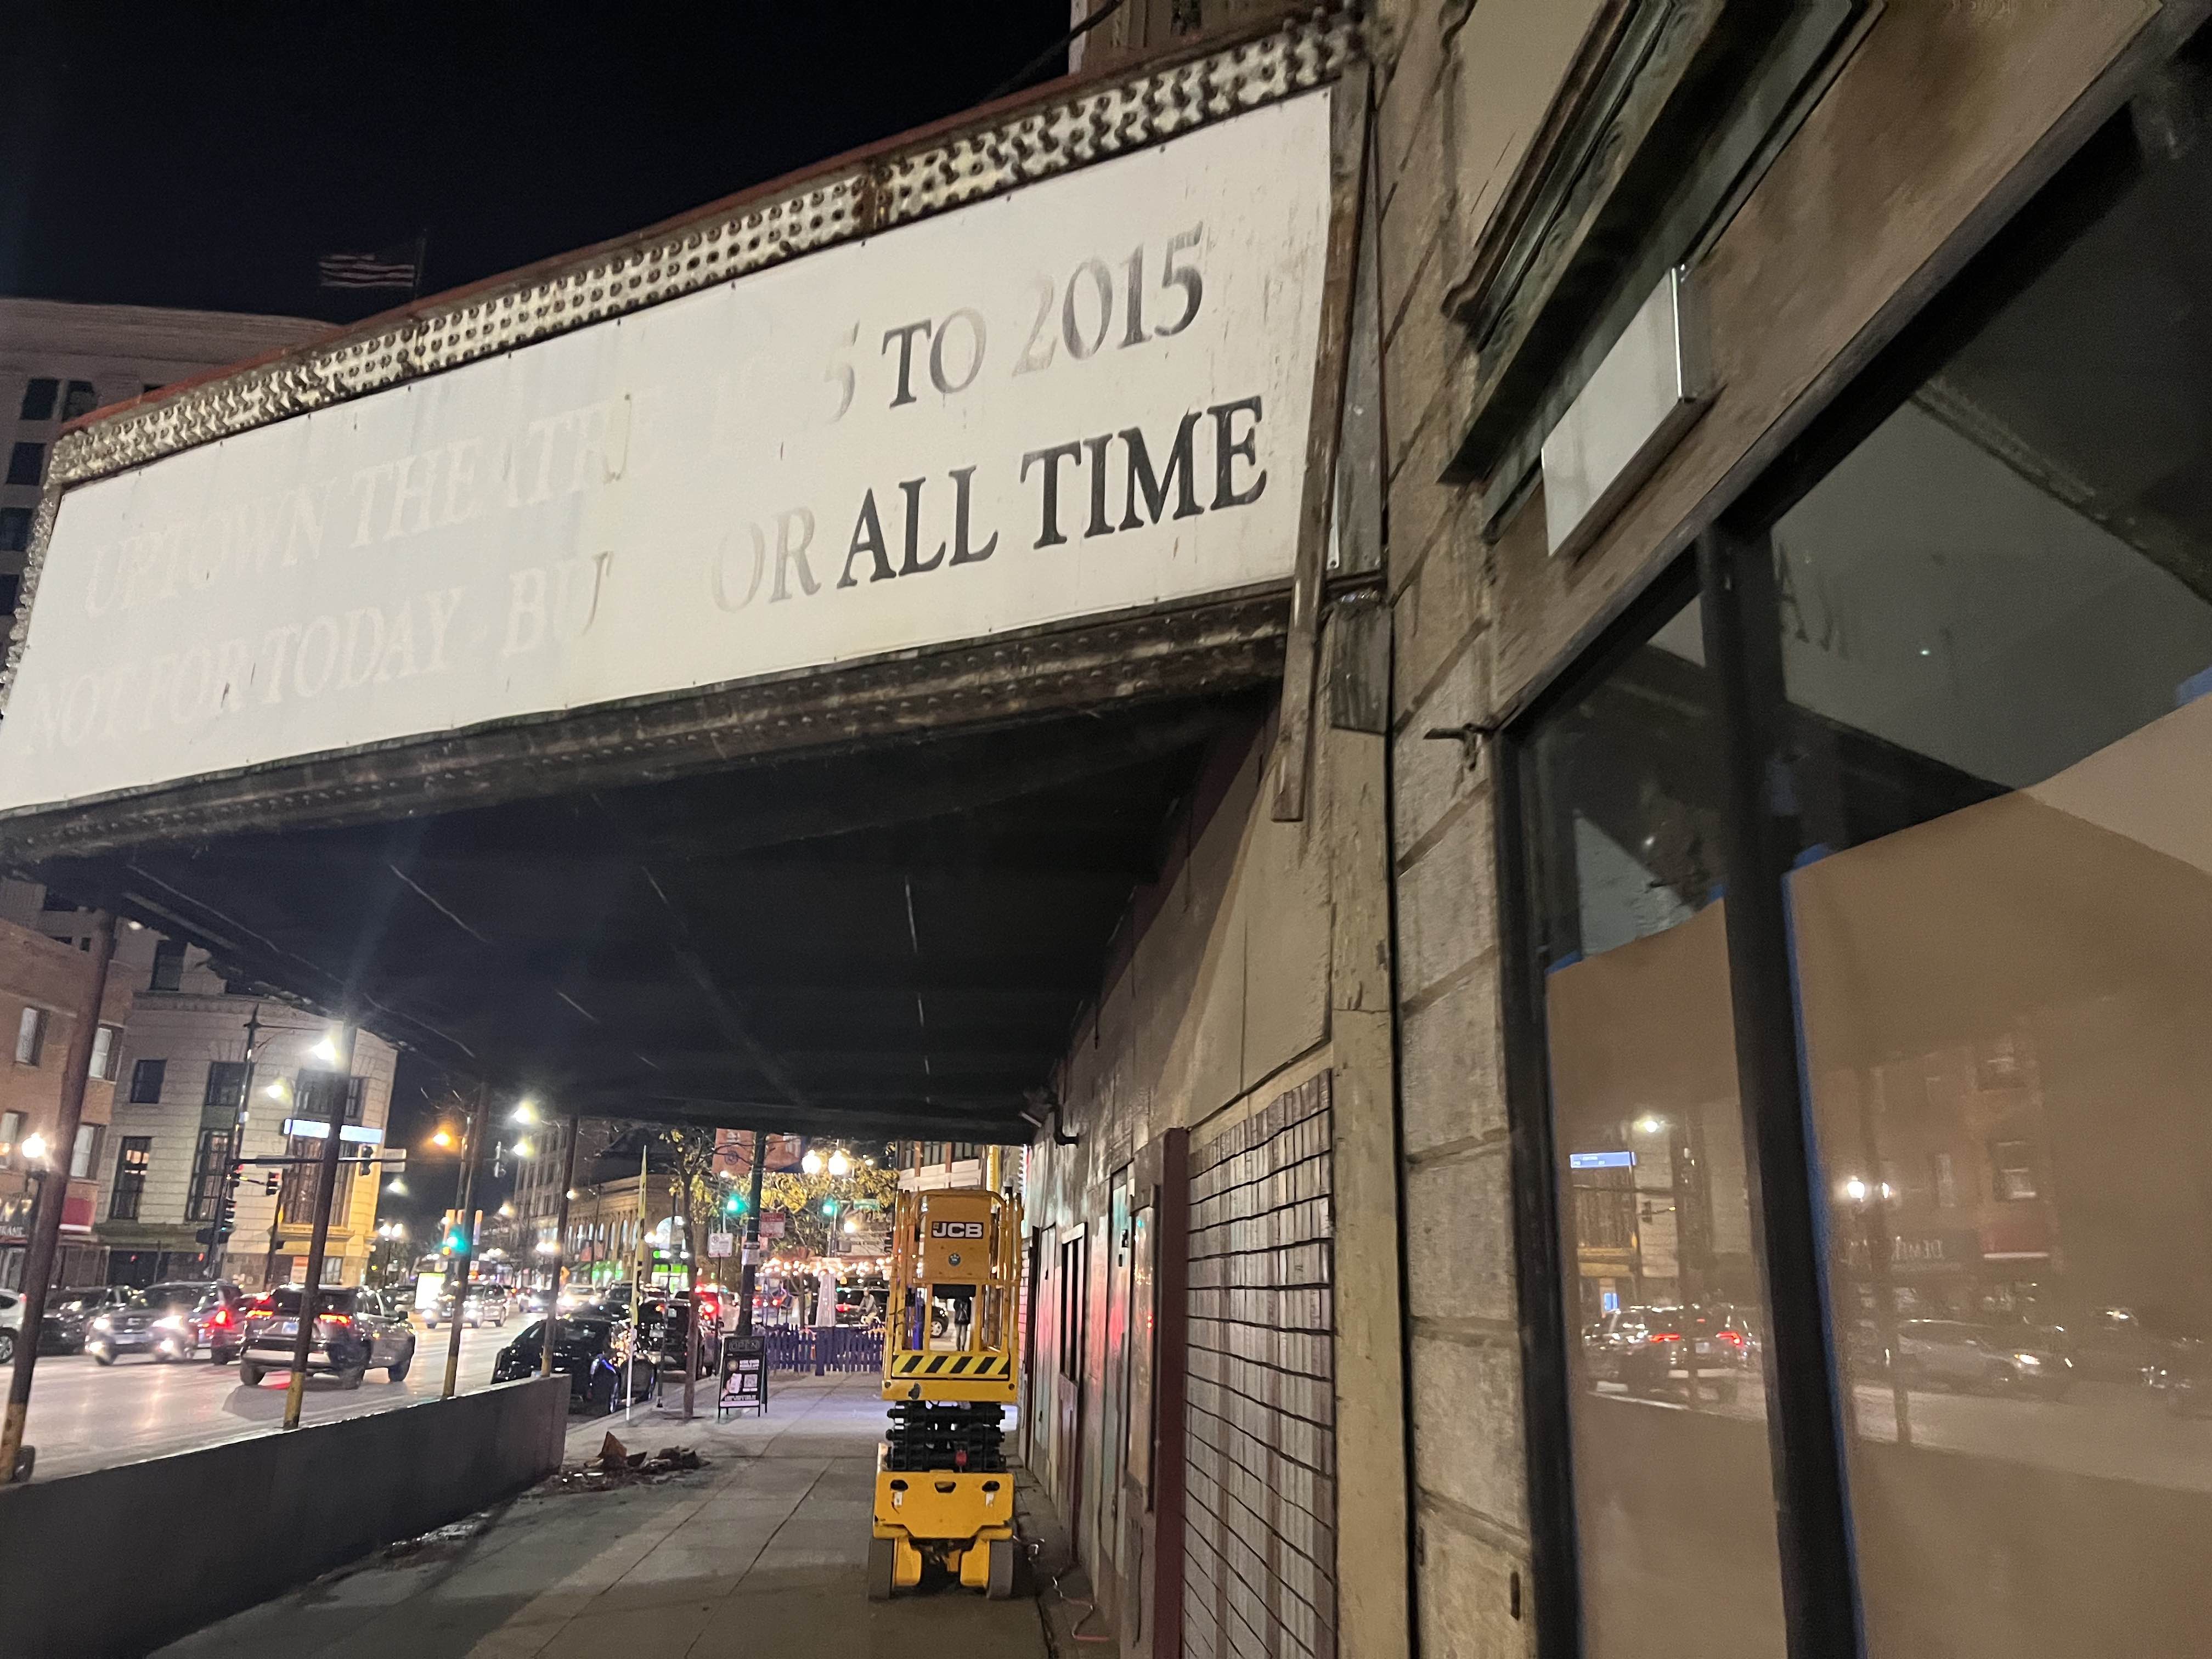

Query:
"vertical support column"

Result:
[[1150, 1126, 1190, 1659], [542, 1115, 582, 1378], [1698, 527, 1863, 1659], [0, 911, 117, 1483], [284, 1023, 358, 1431]]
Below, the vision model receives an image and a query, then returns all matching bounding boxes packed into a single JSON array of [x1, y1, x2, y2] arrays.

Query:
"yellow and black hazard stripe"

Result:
[[888, 1351, 1014, 1379]]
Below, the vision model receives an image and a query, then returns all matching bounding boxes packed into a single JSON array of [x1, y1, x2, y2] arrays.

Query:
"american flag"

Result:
[[316, 239, 424, 292]]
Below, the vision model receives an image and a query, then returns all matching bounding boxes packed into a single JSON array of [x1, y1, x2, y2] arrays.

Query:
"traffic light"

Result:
[[441, 1209, 470, 1255], [724, 1190, 747, 1216], [821, 1199, 838, 1216]]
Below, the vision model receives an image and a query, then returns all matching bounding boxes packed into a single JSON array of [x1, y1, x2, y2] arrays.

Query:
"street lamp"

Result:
[[510, 1098, 539, 1126], [802, 1148, 825, 1176], [310, 1034, 341, 1064], [826, 1147, 851, 1177], [18, 1131, 47, 1166], [511, 1137, 534, 1159], [428, 1126, 455, 1150]]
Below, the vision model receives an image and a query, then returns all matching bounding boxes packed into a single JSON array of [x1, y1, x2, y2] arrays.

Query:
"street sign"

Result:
[[707, 1232, 735, 1259], [1569, 1150, 1637, 1170], [759, 1214, 786, 1238]]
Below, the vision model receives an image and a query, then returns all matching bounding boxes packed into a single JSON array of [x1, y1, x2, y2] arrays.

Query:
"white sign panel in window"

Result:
[[0, 88, 1332, 811]]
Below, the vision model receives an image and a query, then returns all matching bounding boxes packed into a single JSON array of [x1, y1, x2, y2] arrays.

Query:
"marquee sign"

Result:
[[0, 29, 1350, 826]]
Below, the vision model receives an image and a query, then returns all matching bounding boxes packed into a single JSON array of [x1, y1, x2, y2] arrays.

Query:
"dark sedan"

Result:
[[39, 1285, 133, 1354], [492, 1316, 658, 1414]]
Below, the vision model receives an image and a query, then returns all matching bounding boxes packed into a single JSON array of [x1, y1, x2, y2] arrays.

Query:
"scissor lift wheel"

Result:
[[986, 1537, 1015, 1600], [868, 1537, 897, 1601]]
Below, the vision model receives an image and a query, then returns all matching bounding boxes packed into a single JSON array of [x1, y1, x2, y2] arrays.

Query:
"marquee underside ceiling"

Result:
[[27, 691, 1266, 1142]]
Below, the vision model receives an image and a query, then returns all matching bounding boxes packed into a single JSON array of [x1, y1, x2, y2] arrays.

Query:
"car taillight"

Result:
[[1648, 1333, 1680, 1344], [209, 1307, 233, 1327], [1718, 1330, 1745, 1346]]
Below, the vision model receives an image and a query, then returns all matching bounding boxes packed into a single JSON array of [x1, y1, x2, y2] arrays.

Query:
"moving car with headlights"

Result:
[[85, 1281, 247, 1364], [1892, 1319, 2073, 1397], [238, 1284, 417, 1387], [490, 1314, 657, 1413], [424, 1287, 506, 1329], [39, 1285, 132, 1353]]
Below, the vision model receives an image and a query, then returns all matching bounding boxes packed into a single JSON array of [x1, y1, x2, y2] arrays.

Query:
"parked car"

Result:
[[238, 1284, 417, 1387], [85, 1281, 247, 1365], [39, 1286, 132, 1354], [1892, 1319, 2072, 1398], [491, 1315, 659, 1414], [0, 1288, 20, 1364], [1583, 1305, 1756, 1402]]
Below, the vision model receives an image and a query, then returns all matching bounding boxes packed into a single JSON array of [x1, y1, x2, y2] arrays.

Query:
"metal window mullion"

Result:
[[1695, 524, 1862, 1659]]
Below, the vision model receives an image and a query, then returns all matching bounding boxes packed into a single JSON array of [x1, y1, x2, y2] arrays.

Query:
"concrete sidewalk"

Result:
[[156, 1373, 1055, 1659]]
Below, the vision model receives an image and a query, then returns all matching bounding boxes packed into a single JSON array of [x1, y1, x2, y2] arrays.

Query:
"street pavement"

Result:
[[157, 1372, 1058, 1659], [1598, 1374, 2212, 1491], [18, 1320, 518, 1480]]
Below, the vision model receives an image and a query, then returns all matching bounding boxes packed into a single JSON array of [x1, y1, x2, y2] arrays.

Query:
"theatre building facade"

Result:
[[3, 4, 2209, 1658]]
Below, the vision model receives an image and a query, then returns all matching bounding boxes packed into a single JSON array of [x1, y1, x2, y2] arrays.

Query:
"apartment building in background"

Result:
[[95, 942, 394, 1289], [0, 296, 325, 647]]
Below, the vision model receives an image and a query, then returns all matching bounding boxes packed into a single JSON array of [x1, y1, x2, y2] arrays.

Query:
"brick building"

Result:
[[0, 914, 135, 1288]]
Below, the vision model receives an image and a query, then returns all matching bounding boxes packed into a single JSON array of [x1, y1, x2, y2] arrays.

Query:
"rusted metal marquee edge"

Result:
[[0, 588, 1289, 865], [0, 7, 1358, 710]]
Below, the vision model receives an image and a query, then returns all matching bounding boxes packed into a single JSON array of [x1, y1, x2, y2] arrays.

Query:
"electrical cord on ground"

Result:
[[1014, 1501, 1115, 1644]]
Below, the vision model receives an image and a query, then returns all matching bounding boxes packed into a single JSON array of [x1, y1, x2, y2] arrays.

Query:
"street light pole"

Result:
[[541, 1114, 580, 1379], [442, 1081, 487, 1400], [283, 1023, 358, 1432], [0, 911, 118, 1484], [205, 1004, 259, 1281], [737, 1129, 766, 1337]]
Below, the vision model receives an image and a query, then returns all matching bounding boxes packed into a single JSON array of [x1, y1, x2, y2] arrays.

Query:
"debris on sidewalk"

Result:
[[546, 1431, 709, 1492], [379, 1508, 498, 1564]]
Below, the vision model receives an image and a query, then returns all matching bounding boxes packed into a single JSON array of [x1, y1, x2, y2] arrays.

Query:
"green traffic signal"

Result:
[[821, 1199, 838, 1215], [724, 1192, 746, 1215]]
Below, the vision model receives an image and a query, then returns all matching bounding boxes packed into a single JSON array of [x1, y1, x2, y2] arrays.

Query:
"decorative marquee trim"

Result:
[[46, 11, 1356, 492]]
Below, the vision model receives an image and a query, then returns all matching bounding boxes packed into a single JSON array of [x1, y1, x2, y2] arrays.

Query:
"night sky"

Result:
[[1, 1, 1065, 1232], [1, 1, 1069, 326]]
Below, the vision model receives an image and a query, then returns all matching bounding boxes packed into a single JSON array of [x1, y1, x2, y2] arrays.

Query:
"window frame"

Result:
[[1496, 44, 2207, 1659], [15, 1006, 48, 1066], [109, 1136, 153, 1221], [128, 1057, 166, 1103]]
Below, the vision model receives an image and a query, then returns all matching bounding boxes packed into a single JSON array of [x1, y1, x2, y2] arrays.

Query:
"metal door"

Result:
[[1054, 1228, 1088, 1545]]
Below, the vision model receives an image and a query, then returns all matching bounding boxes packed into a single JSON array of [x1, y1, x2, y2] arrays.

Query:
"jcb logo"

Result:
[[929, 1221, 984, 1239]]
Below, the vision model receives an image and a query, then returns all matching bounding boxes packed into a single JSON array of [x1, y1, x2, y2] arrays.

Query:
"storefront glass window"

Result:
[[1768, 64, 2212, 1657], [1522, 592, 1787, 1659]]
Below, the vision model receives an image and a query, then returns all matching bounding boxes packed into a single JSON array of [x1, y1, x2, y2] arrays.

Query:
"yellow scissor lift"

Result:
[[870, 1159, 1021, 1600]]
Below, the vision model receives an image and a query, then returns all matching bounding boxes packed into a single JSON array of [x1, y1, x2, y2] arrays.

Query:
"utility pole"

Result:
[[1, 912, 117, 1484], [283, 1024, 358, 1432], [442, 1081, 488, 1400], [204, 1005, 260, 1280], [737, 1130, 766, 1336], [541, 1114, 581, 1379]]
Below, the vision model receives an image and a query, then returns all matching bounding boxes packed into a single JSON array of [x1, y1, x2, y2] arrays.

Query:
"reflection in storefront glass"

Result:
[[1523, 595, 1787, 1659], [1771, 63, 2212, 1658]]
